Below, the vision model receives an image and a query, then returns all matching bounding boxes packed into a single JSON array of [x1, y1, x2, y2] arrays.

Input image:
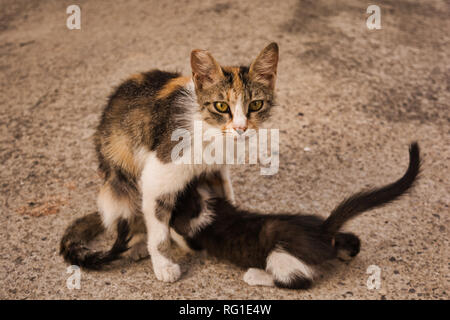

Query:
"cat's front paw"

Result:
[[152, 257, 181, 282]]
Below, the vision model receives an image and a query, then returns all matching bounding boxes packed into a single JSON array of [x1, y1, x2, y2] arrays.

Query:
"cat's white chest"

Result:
[[139, 151, 223, 196]]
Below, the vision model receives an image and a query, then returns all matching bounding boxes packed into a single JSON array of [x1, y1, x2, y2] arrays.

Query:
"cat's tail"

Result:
[[59, 212, 131, 270], [322, 142, 421, 236]]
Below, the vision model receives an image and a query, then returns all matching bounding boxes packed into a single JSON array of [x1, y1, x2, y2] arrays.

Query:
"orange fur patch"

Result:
[[232, 68, 243, 92], [156, 76, 190, 100], [222, 67, 244, 92], [129, 73, 145, 85], [103, 134, 139, 177]]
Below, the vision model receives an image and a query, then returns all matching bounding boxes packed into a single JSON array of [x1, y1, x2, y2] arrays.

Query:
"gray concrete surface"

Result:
[[0, 0, 449, 299]]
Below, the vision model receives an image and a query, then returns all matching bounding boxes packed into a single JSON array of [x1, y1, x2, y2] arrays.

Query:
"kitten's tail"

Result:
[[322, 142, 421, 236], [59, 212, 131, 270]]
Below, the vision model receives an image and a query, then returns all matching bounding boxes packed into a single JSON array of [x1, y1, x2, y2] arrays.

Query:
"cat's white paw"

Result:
[[152, 257, 181, 282], [243, 268, 274, 287]]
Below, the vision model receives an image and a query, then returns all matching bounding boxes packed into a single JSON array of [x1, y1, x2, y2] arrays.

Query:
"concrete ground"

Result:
[[0, 0, 448, 300]]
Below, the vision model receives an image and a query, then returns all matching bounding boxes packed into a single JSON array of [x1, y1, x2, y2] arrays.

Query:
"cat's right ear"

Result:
[[191, 49, 224, 90]]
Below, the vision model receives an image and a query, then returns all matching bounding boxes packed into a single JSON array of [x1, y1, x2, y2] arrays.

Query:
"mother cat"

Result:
[[60, 43, 279, 282]]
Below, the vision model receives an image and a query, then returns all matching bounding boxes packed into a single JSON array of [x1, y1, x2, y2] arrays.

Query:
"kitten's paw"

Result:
[[122, 234, 149, 261], [126, 241, 149, 261], [152, 258, 181, 282], [243, 268, 274, 287]]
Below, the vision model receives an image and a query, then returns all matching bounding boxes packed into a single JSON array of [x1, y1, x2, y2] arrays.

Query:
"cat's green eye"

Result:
[[213, 101, 229, 113], [249, 100, 264, 112]]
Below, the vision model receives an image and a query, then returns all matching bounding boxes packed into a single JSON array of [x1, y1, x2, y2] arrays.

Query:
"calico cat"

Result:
[[60, 43, 279, 282], [166, 143, 421, 289]]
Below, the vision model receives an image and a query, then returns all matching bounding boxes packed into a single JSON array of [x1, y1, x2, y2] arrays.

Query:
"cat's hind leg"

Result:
[[98, 173, 149, 264], [97, 174, 137, 231], [266, 249, 315, 289], [334, 232, 361, 261], [243, 268, 274, 287]]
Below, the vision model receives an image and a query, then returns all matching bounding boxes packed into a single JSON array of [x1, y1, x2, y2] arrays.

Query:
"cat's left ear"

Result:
[[249, 42, 279, 89]]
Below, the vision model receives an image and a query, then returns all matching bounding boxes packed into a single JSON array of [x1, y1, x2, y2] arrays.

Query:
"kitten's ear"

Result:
[[249, 42, 279, 89], [191, 49, 224, 90]]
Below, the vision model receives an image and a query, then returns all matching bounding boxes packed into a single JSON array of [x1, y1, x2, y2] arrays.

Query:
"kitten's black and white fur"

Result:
[[167, 143, 420, 289], [66, 143, 420, 288]]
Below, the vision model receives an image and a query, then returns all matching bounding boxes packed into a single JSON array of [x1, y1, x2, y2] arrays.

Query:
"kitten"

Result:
[[167, 143, 420, 289], [60, 43, 279, 282]]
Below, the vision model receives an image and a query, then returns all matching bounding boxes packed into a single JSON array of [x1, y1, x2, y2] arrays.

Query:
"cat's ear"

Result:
[[191, 49, 224, 90], [249, 42, 279, 89]]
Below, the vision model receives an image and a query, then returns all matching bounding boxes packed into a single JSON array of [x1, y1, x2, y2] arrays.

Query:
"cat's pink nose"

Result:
[[234, 126, 247, 135]]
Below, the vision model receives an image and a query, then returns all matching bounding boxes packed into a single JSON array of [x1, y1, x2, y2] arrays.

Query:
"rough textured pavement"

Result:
[[0, 0, 449, 300]]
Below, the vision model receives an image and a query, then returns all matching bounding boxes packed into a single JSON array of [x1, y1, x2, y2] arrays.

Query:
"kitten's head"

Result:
[[191, 43, 278, 135]]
